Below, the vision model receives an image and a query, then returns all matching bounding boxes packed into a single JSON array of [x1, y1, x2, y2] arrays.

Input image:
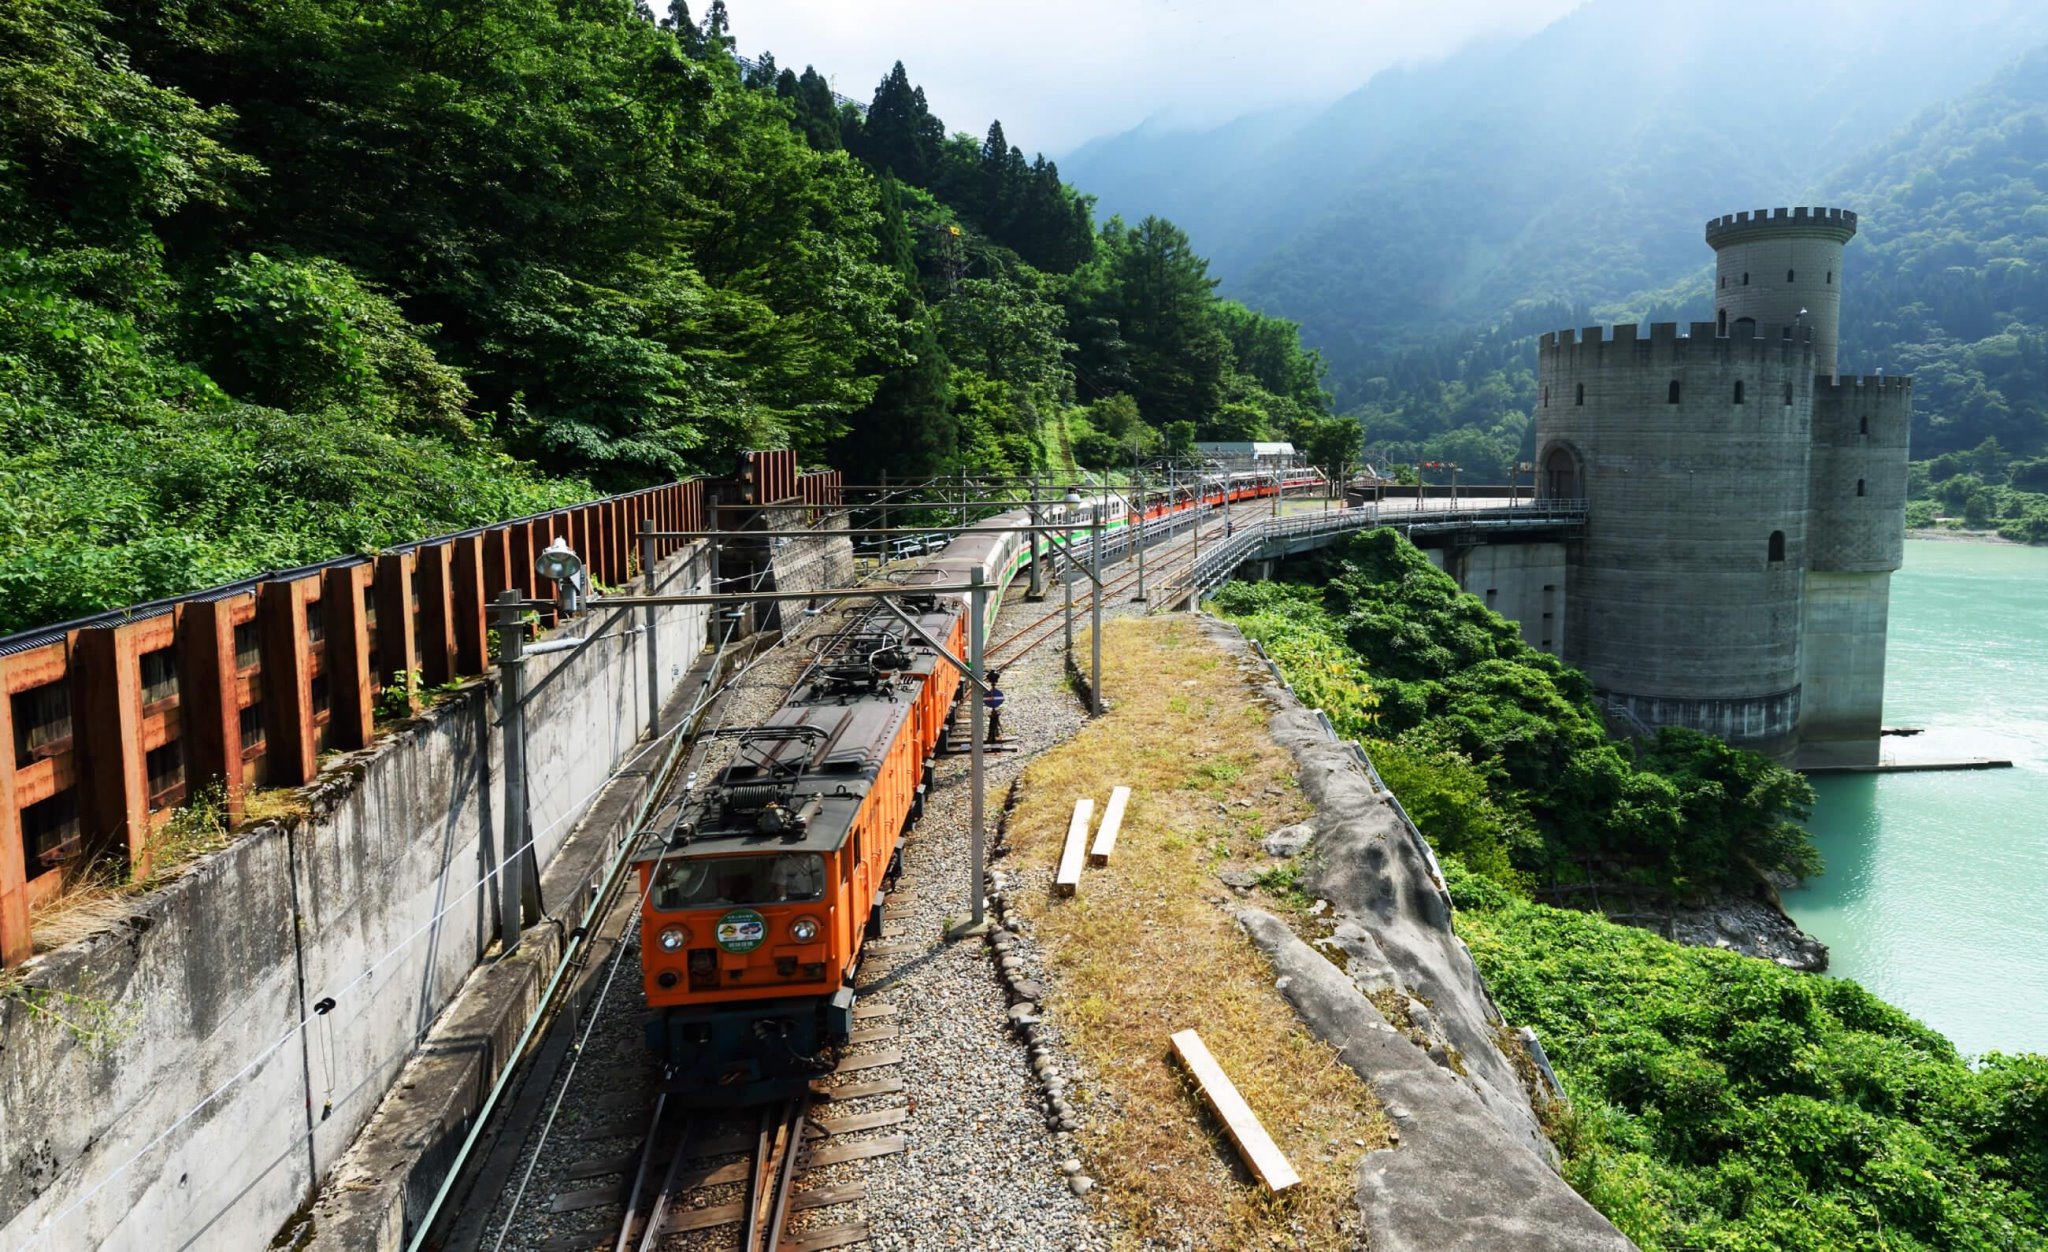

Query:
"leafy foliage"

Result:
[[2, 0, 1342, 633], [1454, 866, 2048, 1250], [1211, 528, 1819, 899]]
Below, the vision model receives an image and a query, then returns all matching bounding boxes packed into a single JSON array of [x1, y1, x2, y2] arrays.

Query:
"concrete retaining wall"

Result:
[[0, 541, 729, 1251], [1425, 542, 1567, 657]]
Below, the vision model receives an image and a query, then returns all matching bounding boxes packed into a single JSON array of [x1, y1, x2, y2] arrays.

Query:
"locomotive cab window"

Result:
[[654, 853, 825, 909]]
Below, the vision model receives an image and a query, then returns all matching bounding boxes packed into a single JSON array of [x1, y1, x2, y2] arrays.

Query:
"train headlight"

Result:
[[790, 917, 820, 943], [658, 925, 689, 952]]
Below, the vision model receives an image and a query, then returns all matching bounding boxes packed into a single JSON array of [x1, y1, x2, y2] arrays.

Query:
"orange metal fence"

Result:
[[1, 460, 844, 968]]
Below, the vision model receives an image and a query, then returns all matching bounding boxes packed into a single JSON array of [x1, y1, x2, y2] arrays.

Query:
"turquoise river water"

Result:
[[1784, 538, 2048, 1058]]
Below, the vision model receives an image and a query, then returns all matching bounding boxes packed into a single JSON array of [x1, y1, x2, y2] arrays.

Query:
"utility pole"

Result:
[[1027, 471, 1043, 599], [641, 519, 660, 739], [1089, 512, 1103, 717], [967, 567, 988, 929], [492, 591, 533, 956], [1132, 462, 1147, 602], [1063, 559, 1075, 657]]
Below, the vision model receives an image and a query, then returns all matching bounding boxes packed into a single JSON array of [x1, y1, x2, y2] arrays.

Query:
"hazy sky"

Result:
[[722, 0, 1585, 154]]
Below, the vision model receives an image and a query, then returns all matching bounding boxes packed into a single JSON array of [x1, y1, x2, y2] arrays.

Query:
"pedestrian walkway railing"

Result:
[[1168, 498, 1589, 602]]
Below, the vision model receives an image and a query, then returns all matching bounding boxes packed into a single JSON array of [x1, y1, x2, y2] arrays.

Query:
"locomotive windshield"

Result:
[[652, 853, 825, 909]]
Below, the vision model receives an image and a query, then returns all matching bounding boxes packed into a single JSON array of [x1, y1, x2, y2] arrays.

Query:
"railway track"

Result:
[[519, 932, 914, 1252], [987, 501, 1273, 663]]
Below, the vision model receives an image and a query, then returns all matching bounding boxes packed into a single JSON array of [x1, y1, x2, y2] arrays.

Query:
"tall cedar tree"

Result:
[[834, 177, 954, 481]]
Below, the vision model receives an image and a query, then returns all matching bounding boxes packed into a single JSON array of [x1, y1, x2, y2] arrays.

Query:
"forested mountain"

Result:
[[0, 0, 1339, 633], [1063, 0, 2048, 390], [1068, 12, 2048, 519]]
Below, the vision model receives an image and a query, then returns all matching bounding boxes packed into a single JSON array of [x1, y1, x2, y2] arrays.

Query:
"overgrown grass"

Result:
[[1003, 616, 1387, 1247]]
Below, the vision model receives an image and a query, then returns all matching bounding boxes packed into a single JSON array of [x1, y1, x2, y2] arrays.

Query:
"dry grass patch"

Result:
[[27, 782, 260, 954], [1007, 615, 1389, 1249]]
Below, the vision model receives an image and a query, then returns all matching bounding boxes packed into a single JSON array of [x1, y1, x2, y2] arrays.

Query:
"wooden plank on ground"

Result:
[[831, 1047, 903, 1075], [1169, 1029, 1299, 1193], [811, 1076, 904, 1103], [548, 1184, 620, 1214], [1055, 797, 1095, 897], [800, 1135, 906, 1171], [811, 1104, 909, 1136], [665, 1201, 744, 1233], [852, 1002, 897, 1021], [1089, 785, 1132, 865], [566, 1152, 636, 1180], [784, 1223, 870, 1252], [848, 1023, 900, 1046], [792, 1183, 866, 1212]]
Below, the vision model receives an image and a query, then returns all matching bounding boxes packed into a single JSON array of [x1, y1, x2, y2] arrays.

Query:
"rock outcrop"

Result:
[[1202, 616, 1637, 1252]]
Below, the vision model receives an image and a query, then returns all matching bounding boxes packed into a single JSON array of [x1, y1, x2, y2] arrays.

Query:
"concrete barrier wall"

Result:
[[0, 541, 725, 1251]]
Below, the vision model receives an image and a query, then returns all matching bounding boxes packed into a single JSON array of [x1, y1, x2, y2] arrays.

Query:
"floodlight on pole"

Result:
[[535, 538, 586, 613]]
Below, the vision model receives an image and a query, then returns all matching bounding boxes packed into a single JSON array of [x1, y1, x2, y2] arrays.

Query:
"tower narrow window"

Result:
[[1733, 380, 1745, 404], [1784, 382, 1793, 405], [1859, 415, 1869, 434], [1787, 269, 1796, 282], [1575, 383, 1585, 406], [1668, 380, 1681, 404], [1827, 270, 1833, 284], [1718, 309, 1728, 335], [1856, 479, 1866, 497], [1743, 272, 1750, 286], [1720, 276, 1727, 289], [1768, 530, 1786, 563]]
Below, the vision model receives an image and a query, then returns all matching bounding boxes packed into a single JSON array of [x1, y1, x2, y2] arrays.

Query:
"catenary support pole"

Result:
[[641, 519, 660, 740], [1027, 472, 1043, 599], [493, 590, 527, 956], [968, 567, 987, 929], [1134, 466, 1147, 602], [1063, 562, 1074, 657], [1089, 516, 1103, 716]]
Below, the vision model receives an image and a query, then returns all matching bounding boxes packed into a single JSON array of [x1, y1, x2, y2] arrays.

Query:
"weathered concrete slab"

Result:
[[1238, 909, 1632, 1252], [1200, 615, 1636, 1251]]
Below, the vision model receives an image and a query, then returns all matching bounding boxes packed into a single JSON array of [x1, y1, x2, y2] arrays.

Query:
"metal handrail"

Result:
[[1164, 498, 1591, 602]]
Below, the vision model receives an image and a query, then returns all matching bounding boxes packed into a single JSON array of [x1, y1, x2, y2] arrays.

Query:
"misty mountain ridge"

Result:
[[1062, 0, 2048, 385]]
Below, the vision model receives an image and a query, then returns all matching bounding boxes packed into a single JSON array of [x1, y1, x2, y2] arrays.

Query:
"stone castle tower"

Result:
[[1534, 207, 1911, 766]]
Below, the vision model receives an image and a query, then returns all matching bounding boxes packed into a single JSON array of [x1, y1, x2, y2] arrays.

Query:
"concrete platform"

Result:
[[1803, 756, 2015, 776]]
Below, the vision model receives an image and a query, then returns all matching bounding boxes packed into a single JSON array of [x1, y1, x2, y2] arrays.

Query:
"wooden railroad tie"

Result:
[[1055, 797, 1095, 897], [1169, 1028, 1300, 1193], [1089, 785, 1131, 866]]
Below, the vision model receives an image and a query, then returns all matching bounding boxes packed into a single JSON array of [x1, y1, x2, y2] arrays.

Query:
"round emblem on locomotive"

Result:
[[714, 908, 768, 954]]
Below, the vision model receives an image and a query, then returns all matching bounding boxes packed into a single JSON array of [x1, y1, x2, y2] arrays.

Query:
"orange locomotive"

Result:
[[632, 590, 972, 1102]]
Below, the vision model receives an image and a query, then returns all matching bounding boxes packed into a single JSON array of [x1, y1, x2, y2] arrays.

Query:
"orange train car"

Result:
[[632, 592, 972, 1102]]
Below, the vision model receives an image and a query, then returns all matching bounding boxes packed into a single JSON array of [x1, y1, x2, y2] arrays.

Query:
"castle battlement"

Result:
[[1705, 205, 1857, 247], [1818, 373, 1913, 393], [1538, 322, 1816, 364]]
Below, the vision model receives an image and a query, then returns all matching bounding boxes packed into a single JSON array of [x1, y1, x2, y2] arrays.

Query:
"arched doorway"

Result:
[[1543, 445, 1580, 499]]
